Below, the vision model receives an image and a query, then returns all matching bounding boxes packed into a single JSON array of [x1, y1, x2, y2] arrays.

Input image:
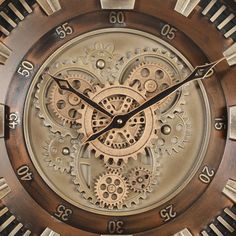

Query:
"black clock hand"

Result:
[[47, 73, 114, 118], [85, 57, 226, 143]]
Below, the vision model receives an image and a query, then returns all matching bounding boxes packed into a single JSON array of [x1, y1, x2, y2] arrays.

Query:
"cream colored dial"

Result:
[[24, 28, 210, 215]]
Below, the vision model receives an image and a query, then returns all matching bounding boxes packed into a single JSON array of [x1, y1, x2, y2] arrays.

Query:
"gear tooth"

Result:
[[103, 156, 109, 163]]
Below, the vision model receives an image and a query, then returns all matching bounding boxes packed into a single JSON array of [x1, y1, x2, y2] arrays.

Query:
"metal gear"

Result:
[[94, 171, 129, 209], [128, 167, 154, 193], [119, 47, 190, 115], [49, 74, 95, 124], [126, 62, 177, 112], [157, 112, 191, 156], [78, 82, 159, 164], [43, 134, 75, 173], [35, 73, 78, 137]]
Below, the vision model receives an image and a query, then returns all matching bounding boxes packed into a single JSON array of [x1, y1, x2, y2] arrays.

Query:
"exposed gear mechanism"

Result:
[[78, 82, 159, 163], [94, 171, 129, 209], [126, 62, 177, 112]]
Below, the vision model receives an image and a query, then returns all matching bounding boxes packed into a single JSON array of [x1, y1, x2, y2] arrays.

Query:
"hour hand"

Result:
[[47, 73, 113, 118]]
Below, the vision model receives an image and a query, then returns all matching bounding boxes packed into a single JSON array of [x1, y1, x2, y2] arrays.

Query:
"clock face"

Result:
[[0, 1, 236, 236]]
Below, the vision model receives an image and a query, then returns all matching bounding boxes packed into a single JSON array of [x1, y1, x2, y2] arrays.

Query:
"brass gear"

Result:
[[50, 74, 95, 124], [94, 171, 129, 209], [43, 133, 75, 173], [128, 167, 154, 193], [78, 82, 159, 164], [35, 73, 78, 137], [119, 47, 190, 115], [125, 62, 177, 112]]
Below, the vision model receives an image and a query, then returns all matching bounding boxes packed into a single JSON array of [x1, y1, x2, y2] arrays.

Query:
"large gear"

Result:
[[128, 167, 154, 193], [43, 134, 75, 173], [157, 112, 191, 156], [35, 73, 78, 137], [94, 171, 129, 209], [35, 67, 99, 137], [126, 62, 178, 112], [78, 82, 159, 164], [49, 74, 95, 124], [119, 47, 190, 115]]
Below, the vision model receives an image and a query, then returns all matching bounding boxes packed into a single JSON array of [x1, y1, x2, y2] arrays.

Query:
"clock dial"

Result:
[[0, 1, 236, 235]]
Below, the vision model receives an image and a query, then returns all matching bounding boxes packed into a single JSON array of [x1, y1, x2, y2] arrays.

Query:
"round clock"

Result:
[[0, 0, 236, 235]]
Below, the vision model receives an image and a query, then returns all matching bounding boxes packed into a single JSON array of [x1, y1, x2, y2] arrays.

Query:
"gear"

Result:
[[119, 47, 189, 115], [35, 73, 78, 137], [50, 74, 95, 124], [128, 167, 154, 193], [94, 172, 129, 209], [78, 82, 159, 164], [43, 134, 75, 173], [82, 42, 121, 83], [157, 112, 191, 156], [126, 62, 177, 112], [35, 67, 99, 137]]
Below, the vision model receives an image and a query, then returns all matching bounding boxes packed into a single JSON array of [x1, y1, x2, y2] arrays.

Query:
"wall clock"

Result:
[[0, 0, 236, 235]]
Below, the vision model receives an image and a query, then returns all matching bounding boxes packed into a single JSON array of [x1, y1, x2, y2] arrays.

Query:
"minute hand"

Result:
[[124, 59, 225, 120]]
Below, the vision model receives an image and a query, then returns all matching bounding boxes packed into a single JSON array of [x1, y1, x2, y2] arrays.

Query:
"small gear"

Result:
[[157, 112, 191, 156], [50, 74, 95, 124], [43, 134, 75, 173], [78, 83, 159, 164], [94, 172, 129, 209], [128, 167, 154, 193], [82, 42, 121, 83]]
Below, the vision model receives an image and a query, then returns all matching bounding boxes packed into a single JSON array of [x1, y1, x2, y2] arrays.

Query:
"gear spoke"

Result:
[[121, 129, 136, 146], [120, 97, 134, 113], [101, 98, 117, 115]]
